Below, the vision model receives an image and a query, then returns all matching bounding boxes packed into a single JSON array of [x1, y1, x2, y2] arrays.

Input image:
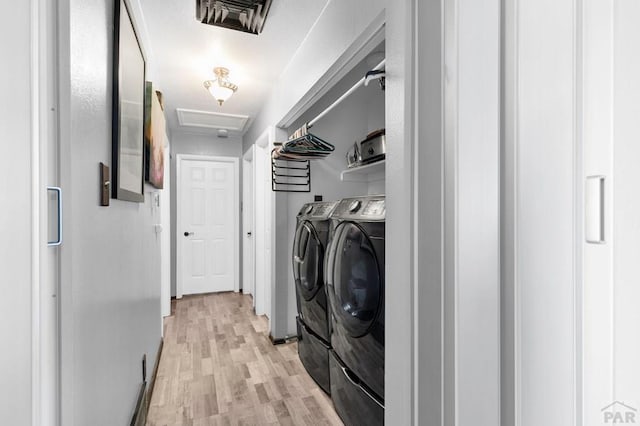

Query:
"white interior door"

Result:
[[254, 144, 267, 315], [42, 129, 60, 426], [242, 147, 255, 302], [5, 0, 60, 417], [582, 1, 640, 424], [503, 3, 580, 424], [160, 143, 171, 318], [177, 155, 239, 296], [263, 147, 273, 321], [253, 128, 274, 319], [41, 0, 60, 422]]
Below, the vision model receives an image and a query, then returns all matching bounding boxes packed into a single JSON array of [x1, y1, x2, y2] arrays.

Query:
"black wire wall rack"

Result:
[[271, 150, 311, 192]]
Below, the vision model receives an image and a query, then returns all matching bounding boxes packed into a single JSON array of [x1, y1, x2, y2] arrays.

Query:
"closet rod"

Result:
[[307, 59, 385, 128]]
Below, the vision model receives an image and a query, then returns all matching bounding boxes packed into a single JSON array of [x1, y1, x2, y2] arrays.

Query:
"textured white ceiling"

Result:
[[139, 0, 329, 137]]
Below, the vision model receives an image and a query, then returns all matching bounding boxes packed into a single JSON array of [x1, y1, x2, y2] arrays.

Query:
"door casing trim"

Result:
[[175, 154, 240, 298]]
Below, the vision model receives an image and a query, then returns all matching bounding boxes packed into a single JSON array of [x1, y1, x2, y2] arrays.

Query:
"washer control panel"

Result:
[[363, 199, 385, 216], [298, 201, 339, 219], [332, 196, 385, 221]]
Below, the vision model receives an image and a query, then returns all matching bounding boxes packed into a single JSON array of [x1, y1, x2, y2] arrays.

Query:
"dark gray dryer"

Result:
[[325, 195, 385, 426], [292, 200, 338, 394]]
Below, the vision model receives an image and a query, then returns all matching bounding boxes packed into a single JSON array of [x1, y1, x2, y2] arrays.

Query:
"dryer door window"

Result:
[[293, 221, 324, 301], [328, 222, 381, 337]]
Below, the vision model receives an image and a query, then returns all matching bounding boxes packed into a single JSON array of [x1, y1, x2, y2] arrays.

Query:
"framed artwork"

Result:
[[144, 83, 165, 189], [112, 0, 146, 202]]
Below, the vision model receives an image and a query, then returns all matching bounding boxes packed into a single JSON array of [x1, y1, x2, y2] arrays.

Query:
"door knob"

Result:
[[247, 232, 252, 236], [184, 231, 193, 237]]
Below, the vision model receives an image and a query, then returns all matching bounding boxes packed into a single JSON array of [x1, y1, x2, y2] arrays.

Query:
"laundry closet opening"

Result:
[[269, 39, 387, 425]]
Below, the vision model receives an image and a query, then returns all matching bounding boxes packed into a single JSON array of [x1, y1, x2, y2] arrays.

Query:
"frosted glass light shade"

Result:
[[203, 67, 238, 106]]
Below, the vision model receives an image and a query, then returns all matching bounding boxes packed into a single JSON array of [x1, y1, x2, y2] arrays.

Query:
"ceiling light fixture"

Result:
[[203, 67, 238, 106]]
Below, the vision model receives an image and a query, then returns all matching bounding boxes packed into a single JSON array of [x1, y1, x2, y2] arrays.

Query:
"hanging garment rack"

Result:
[[307, 59, 385, 128], [273, 59, 386, 160], [274, 123, 334, 161]]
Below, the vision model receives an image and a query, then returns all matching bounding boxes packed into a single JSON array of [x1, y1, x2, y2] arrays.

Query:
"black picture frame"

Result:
[[112, 0, 146, 202]]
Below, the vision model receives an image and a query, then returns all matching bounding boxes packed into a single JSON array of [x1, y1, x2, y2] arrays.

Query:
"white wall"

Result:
[[503, 0, 579, 425], [169, 131, 243, 296], [57, 0, 162, 424], [0, 1, 34, 424]]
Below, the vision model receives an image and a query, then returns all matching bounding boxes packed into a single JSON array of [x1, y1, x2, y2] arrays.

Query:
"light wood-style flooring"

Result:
[[146, 292, 343, 426]]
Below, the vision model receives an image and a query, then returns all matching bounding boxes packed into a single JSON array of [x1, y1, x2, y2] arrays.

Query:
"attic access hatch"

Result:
[[196, 0, 272, 35]]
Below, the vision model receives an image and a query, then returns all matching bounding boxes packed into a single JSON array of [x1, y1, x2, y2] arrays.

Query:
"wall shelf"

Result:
[[340, 159, 385, 182]]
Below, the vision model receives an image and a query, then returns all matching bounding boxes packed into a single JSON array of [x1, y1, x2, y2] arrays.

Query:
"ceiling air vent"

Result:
[[196, 0, 272, 35]]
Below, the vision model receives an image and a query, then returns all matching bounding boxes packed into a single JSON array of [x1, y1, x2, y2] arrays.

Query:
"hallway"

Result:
[[147, 293, 342, 426]]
